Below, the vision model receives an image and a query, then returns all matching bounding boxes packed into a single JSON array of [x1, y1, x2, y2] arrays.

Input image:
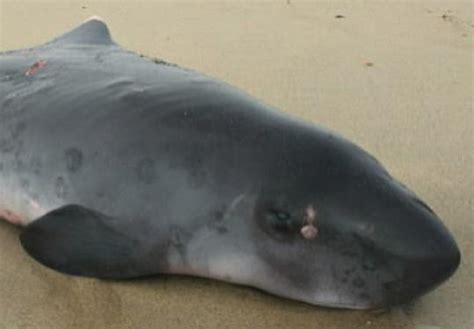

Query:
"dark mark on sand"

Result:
[[441, 14, 453, 21]]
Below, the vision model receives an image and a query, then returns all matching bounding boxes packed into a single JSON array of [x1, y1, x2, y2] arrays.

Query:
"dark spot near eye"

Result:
[[254, 198, 301, 242], [55, 176, 67, 199], [265, 208, 297, 233], [136, 158, 156, 184], [267, 209, 291, 222], [65, 148, 83, 173], [352, 276, 366, 288], [274, 210, 291, 221]]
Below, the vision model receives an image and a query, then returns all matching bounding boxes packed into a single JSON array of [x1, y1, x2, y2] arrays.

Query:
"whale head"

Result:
[[185, 119, 461, 309], [240, 123, 461, 309]]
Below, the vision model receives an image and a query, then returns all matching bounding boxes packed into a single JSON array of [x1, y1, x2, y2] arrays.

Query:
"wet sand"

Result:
[[0, 1, 472, 328]]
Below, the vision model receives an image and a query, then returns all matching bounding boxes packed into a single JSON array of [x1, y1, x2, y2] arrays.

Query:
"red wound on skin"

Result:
[[301, 205, 319, 240], [301, 224, 318, 240], [25, 60, 48, 77]]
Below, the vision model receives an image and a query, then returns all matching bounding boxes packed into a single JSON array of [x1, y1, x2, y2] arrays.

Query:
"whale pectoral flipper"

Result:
[[20, 205, 150, 279]]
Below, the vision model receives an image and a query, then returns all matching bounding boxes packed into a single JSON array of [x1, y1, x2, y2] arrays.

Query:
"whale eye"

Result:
[[266, 209, 294, 231]]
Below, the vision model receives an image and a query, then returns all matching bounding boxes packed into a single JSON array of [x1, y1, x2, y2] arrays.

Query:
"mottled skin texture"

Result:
[[0, 18, 460, 309]]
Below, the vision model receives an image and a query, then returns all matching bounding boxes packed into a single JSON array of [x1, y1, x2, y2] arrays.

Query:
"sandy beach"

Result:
[[0, 1, 472, 328]]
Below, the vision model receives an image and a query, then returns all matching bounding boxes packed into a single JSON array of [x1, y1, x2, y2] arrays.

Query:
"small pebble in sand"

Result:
[[335, 15, 345, 19], [441, 14, 453, 21]]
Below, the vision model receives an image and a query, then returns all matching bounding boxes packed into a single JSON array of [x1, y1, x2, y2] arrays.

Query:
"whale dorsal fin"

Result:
[[49, 16, 115, 46]]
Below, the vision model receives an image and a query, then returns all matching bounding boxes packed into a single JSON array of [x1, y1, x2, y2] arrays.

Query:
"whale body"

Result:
[[0, 17, 460, 309]]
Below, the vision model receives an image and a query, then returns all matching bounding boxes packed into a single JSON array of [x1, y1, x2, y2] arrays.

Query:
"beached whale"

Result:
[[0, 17, 460, 309]]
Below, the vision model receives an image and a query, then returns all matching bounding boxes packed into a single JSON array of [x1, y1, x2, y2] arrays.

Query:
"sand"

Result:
[[0, 1, 472, 328]]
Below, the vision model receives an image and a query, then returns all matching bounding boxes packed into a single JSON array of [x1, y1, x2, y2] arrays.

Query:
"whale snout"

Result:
[[387, 217, 461, 305], [328, 179, 462, 308], [384, 238, 460, 308], [369, 195, 462, 308]]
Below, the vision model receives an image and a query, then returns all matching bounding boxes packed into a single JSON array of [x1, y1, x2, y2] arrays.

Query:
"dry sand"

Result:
[[0, 1, 472, 328]]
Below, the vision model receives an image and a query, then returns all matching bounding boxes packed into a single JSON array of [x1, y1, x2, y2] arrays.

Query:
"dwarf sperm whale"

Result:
[[0, 17, 460, 309]]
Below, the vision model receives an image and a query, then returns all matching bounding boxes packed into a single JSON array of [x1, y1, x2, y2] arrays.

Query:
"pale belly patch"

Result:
[[0, 186, 49, 226]]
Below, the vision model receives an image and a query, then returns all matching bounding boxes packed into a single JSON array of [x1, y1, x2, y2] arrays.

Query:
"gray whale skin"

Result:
[[0, 17, 460, 310]]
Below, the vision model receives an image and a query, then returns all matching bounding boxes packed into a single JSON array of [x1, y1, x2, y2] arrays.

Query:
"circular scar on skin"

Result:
[[300, 205, 318, 240], [301, 224, 318, 239]]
